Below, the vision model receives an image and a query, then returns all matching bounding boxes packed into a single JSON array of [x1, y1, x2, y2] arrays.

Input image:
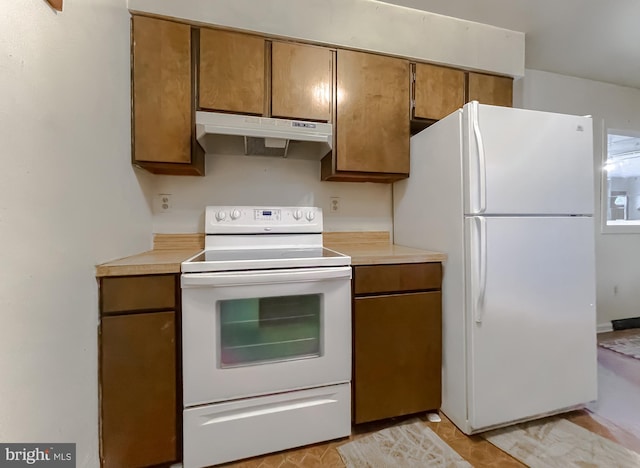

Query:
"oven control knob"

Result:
[[293, 209, 303, 220], [230, 209, 241, 220], [305, 211, 316, 221], [215, 211, 227, 221]]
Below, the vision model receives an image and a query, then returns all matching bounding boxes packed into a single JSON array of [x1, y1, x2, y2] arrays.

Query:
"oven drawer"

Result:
[[183, 383, 351, 468]]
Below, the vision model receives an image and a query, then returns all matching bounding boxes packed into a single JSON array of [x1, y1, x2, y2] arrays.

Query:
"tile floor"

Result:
[[220, 329, 640, 467]]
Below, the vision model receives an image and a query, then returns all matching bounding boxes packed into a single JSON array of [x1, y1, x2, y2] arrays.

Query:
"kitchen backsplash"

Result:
[[149, 153, 393, 234]]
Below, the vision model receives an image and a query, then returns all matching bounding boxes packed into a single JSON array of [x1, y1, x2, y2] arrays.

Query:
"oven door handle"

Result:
[[181, 266, 352, 288]]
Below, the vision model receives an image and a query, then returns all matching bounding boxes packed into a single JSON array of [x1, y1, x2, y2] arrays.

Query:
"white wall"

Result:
[[515, 69, 640, 324], [0, 1, 152, 465], [152, 155, 393, 234]]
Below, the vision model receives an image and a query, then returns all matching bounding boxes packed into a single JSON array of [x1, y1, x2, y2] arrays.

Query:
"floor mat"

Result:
[[599, 333, 640, 359], [337, 419, 471, 467], [483, 417, 640, 467]]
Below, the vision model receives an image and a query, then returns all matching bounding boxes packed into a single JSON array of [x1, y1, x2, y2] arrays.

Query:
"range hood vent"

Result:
[[195, 111, 332, 159]]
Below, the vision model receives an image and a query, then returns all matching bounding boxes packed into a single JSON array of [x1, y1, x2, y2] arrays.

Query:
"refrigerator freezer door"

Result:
[[465, 216, 597, 432], [464, 103, 594, 216]]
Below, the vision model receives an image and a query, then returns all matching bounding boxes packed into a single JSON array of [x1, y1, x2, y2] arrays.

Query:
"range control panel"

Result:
[[205, 206, 322, 234]]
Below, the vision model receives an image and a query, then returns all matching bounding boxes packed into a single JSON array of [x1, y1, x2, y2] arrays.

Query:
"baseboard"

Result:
[[597, 322, 614, 333], [612, 316, 640, 331]]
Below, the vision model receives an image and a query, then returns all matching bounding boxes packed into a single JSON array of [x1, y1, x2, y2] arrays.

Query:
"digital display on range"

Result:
[[254, 209, 280, 220]]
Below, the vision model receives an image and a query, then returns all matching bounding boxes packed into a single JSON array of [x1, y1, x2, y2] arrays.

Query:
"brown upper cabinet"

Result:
[[131, 16, 204, 175], [199, 32, 333, 123], [131, 16, 513, 178], [322, 49, 410, 182], [199, 29, 266, 115], [413, 63, 465, 121], [467, 72, 513, 107], [271, 41, 333, 122]]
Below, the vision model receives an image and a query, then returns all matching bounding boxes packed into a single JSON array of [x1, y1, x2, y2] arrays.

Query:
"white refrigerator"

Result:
[[393, 101, 597, 434]]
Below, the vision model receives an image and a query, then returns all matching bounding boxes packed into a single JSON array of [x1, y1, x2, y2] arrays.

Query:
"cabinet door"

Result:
[[132, 16, 192, 164], [199, 29, 265, 114], [101, 311, 177, 468], [414, 63, 465, 120], [336, 50, 410, 174], [272, 42, 333, 122], [467, 72, 513, 107], [354, 292, 442, 424]]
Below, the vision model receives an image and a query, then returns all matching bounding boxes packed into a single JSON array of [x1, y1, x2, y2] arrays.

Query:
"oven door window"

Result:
[[219, 294, 321, 367]]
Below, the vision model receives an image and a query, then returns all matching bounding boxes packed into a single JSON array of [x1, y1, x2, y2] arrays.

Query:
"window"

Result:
[[602, 129, 640, 233], [218, 294, 321, 367]]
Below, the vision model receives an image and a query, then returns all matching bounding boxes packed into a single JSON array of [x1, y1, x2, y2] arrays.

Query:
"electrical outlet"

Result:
[[330, 197, 341, 213], [157, 193, 172, 213]]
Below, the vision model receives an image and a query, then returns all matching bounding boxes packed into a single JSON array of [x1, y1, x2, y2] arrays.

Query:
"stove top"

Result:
[[181, 206, 351, 273], [182, 247, 350, 272]]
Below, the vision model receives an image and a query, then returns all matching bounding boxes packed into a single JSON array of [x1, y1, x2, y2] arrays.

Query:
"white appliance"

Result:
[[393, 101, 597, 435], [181, 206, 351, 468], [195, 111, 333, 159]]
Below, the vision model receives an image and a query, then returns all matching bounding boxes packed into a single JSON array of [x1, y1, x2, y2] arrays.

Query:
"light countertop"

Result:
[[95, 232, 446, 277], [324, 242, 446, 266], [95, 249, 200, 277]]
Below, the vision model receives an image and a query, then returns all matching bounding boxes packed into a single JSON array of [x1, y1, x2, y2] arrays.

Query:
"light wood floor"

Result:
[[220, 329, 640, 467]]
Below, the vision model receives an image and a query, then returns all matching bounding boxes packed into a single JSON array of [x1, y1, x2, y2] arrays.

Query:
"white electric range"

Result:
[[181, 206, 352, 468]]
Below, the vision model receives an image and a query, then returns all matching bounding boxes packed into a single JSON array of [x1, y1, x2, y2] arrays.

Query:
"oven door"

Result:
[[181, 266, 352, 407]]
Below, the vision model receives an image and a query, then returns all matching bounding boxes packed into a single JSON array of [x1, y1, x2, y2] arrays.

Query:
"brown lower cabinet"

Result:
[[352, 263, 442, 424], [97, 264, 441, 463], [99, 275, 180, 468]]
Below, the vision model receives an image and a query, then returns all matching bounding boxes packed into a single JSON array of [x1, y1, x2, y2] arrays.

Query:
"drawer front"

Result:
[[354, 263, 441, 295], [183, 384, 351, 468], [101, 275, 176, 314]]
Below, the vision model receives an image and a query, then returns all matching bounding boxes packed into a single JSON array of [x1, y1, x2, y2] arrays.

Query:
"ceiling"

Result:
[[378, 0, 640, 90]]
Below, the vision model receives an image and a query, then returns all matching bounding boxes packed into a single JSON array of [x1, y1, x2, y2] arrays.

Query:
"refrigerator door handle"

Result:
[[474, 216, 488, 323], [471, 101, 487, 213]]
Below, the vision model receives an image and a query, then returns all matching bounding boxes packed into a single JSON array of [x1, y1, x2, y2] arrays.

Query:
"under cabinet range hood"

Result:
[[195, 111, 333, 160]]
